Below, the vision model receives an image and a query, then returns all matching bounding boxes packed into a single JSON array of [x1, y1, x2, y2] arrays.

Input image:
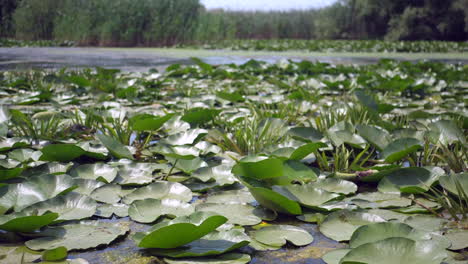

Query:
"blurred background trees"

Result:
[[0, 0, 466, 46]]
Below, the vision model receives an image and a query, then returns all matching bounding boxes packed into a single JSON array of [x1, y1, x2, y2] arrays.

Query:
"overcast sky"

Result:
[[201, 0, 337, 11]]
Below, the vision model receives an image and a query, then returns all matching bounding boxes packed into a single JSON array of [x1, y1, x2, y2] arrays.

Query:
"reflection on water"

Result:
[[1, 47, 466, 72]]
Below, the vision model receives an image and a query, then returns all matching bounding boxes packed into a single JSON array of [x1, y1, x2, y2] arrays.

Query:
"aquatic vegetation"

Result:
[[0, 58, 467, 264]]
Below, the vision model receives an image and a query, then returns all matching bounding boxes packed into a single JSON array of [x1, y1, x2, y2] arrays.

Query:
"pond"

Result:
[[1, 47, 467, 72]]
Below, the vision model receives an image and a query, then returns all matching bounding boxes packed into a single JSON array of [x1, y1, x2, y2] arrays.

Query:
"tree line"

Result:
[[0, 0, 466, 46]]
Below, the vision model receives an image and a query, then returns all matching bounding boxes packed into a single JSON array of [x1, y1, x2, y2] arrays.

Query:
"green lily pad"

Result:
[[247, 186, 302, 215], [134, 212, 227, 248], [282, 160, 318, 183], [288, 127, 324, 143], [164, 253, 251, 264], [340, 237, 448, 264], [0, 212, 59, 232], [205, 190, 255, 204], [313, 178, 357, 195], [147, 229, 250, 258], [232, 156, 284, 180], [0, 174, 76, 212], [378, 167, 444, 194], [444, 230, 468, 250], [0, 167, 23, 182], [439, 173, 468, 197], [322, 249, 351, 264], [123, 181, 192, 204], [0, 245, 41, 263], [288, 142, 327, 161], [42, 246, 67, 261], [97, 134, 134, 160], [129, 198, 194, 223], [161, 129, 208, 146], [429, 120, 466, 145], [196, 203, 274, 226], [327, 126, 367, 149], [319, 210, 386, 242], [22, 192, 97, 221], [296, 213, 326, 223], [25, 220, 129, 250], [251, 225, 313, 247], [381, 138, 422, 163], [113, 162, 162, 185], [72, 179, 105, 196], [346, 192, 412, 209], [95, 204, 129, 218], [272, 184, 342, 208], [192, 165, 237, 186], [130, 113, 174, 131], [356, 124, 392, 151], [40, 144, 86, 162], [90, 184, 125, 204], [69, 163, 118, 183], [181, 108, 221, 126], [349, 222, 430, 248], [404, 215, 447, 232]]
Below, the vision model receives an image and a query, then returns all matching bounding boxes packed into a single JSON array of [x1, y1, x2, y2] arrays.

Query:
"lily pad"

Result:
[[69, 163, 118, 183], [313, 178, 357, 195], [123, 181, 192, 204], [444, 230, 468, 250], [25, 220, 129, 250], [381, 138, 421, 163], [97, 134, 134, 160], [192, 165, 237, 186], [205, 190, 255, 204], [40, 144, 86, 162], [247, 186, 302, 215], [349, 222, 430, 248], [319, 210, 386, 242], [0, 174, 76, 212], [346, 192, 412, 209], [129, 198, 194, 223], [147, 229, 250, 258], [90, 184, 125, 204], [378, 167, 444, 194], [272, 184, 342, 208], [196, 203, 275, 226], [322, 249, 351, 264], [340, 237, 448, 264], [134, 212, 227, 248], [439, 173, 468, 197], [95, 204, 129, 218], [22, 192, 97, 221], [251, 225, 313, 247], [0, 212, 59, 232]]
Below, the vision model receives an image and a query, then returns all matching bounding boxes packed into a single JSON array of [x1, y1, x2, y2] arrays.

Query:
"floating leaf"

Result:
[[340, 237, 447, 264], [272, 184, 341, 208], [349, 222, 430, 248], [0, 174, 76, 212], [22, 193, 97, 221], [42, 247, 67, 261], [25, 221, 129, 250], [147, 229, 250, 258], [129, 199, 194, 223], [196, 203, 274, 226], [130, 114, 174, 132], [70, 163, 118, 183], [122, 181, 192, 204], [251, 225, 313, 247], [247, 186, 302, 215], [135, 212, 227, 248], [97, 134, 134, 160], [381, 138, 421, 163], [40, 144, 86, 162], [319, 210, 386, 241], [0, 212, 59, 232], [378, 167, 444, 194]]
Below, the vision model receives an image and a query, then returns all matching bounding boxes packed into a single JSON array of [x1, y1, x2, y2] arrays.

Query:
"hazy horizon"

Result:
[[200, 0, 337, 11]]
